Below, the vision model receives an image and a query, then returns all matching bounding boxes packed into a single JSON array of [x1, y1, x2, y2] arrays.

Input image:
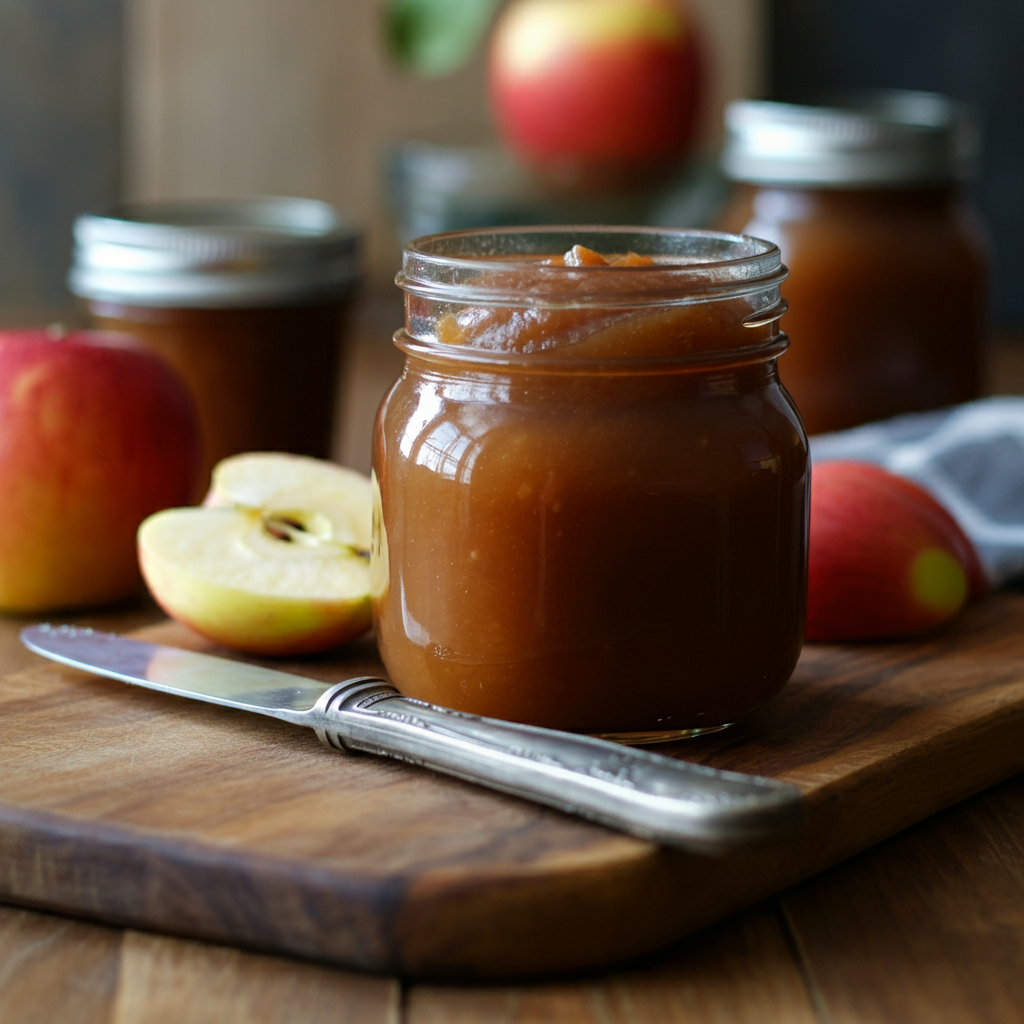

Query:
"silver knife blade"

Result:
[[22, 623, 334, 723], [20, 623, 804, 852]]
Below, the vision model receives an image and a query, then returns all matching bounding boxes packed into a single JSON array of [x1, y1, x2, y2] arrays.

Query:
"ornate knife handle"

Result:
[[312, 679, 802, 852]]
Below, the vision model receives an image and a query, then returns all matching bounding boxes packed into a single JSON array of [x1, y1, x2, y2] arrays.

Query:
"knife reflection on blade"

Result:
[[21, 623, 802, 853]]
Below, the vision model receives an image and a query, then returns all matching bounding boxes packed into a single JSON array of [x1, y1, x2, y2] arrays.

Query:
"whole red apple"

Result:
[[806, 460, 986, 642], [0, 329, 200, 611], [488, 0, 702, 188]]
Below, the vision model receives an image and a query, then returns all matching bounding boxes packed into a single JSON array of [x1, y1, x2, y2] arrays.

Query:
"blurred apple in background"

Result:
[[806, 461, 986, 642], [139, 452, 372, 656], [0, 328, 199, 612], [488, 0, 702, 190]]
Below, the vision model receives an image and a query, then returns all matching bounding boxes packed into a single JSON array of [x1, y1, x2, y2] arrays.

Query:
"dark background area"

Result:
[[0, 0, 119, 319], [772, 0, 1024, 328]]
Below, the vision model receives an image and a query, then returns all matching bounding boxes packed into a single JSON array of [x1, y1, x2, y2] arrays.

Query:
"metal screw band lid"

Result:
[[722, 90, 978, 186], [70, 197, 361, 308]]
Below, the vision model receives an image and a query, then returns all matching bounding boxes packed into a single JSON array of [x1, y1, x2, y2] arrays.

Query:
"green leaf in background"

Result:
[[385, 0, 503, 77]]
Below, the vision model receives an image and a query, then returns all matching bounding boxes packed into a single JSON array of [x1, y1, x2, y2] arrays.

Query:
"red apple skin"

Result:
[[806, 460, 986, 642], [488, 0, 702, 186], [0, 329, 200, 611]]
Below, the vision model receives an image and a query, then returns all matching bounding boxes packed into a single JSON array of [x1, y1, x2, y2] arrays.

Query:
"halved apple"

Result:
[[138, 453, 372, 655]]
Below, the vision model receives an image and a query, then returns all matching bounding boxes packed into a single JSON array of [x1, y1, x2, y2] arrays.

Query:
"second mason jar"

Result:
[[373, 227, 809, 742], [718, 91, 988, 435], [70, 197, 360, 494]]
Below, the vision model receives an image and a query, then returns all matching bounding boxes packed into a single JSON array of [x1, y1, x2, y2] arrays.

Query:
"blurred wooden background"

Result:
[[121, 0, 766, 290], [2, 1, 1021, 322]]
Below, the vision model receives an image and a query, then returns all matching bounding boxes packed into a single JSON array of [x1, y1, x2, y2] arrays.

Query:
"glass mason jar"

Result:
[[69, 198, 360, 495], [718, 91, 988, 436], [373, 227, 809, 743]]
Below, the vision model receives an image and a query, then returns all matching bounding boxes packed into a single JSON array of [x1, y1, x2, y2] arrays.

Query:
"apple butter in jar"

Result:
[[70, 198, 360, 493], [373, 227, 809, 742], [718, 91, 987, 435]]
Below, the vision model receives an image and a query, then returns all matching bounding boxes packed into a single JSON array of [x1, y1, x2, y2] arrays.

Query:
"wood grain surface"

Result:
[[781, 776, 1024, 1023], [2, 595, 1024, 979], [1, 755, 1023, 1021], [4, 774, 1023, 1023], [0, 904, 397, 1024], [406, 905, 819, 1024]]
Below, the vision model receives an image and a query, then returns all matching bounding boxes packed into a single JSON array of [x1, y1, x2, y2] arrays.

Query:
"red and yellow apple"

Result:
[[806, 460, 986, 642], [488, 0, 702, 188], [138, 452, 373, 655], [0, 328, 199, 612]]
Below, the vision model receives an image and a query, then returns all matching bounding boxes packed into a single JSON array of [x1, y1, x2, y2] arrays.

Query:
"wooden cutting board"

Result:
[[2, 595, 1024, 980]]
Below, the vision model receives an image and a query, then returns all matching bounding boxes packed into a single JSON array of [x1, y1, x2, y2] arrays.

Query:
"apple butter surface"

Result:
[[374, 229, 808, 740]]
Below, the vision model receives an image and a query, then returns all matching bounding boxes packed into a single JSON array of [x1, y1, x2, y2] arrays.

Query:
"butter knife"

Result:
[[21, 624, 802, 852]]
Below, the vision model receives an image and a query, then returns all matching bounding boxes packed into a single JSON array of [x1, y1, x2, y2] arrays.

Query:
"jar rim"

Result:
[[722, 90, 977, 186], [397, 226, 785, 308], [70, 196, 361, 308]]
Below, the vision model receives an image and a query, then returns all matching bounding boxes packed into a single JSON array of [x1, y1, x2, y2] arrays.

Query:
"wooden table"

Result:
[[2, 316, 1024, 1022], [1, 599, 1022, 1022]]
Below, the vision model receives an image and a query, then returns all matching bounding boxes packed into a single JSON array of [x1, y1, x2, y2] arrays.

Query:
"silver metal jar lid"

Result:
[[722, 90, 978, 187], [69, 197, 361, 308]]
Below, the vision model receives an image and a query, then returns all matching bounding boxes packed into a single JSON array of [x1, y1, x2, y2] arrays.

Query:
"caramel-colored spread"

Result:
[[718, 185, 986, 434], [374, 245, 808, 735], [90, 301, 349, 495]]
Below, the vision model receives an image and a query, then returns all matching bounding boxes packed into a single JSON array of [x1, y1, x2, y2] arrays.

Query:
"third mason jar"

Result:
[[372, 227, 809, 743], [719, 91, 988, 435], [70, 197, 360, 493]]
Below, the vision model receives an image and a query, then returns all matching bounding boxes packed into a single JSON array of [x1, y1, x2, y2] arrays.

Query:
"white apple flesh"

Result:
[[138, 453, 372, 655]]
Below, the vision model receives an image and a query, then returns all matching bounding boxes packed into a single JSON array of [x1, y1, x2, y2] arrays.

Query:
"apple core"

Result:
[[138, 453, 373, 656]]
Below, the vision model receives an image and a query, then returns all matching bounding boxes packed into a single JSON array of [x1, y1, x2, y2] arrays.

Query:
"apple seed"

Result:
[[262, 510, 369, 559]]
